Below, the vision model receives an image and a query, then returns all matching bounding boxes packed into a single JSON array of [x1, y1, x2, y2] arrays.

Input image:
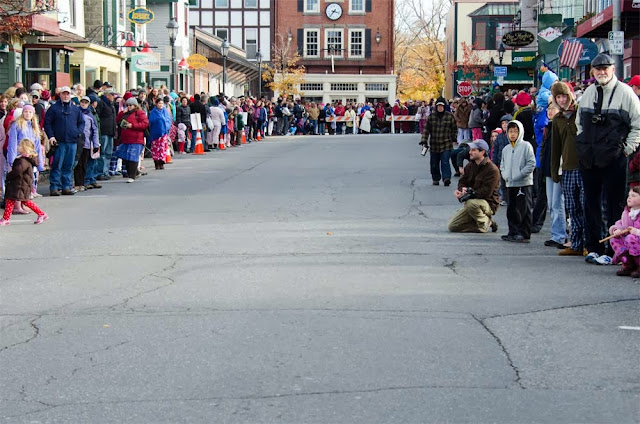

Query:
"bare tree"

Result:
[[0, 0, 57, 43]]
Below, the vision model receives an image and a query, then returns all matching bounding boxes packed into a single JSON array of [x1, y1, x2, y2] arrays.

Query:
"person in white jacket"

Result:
[[359, 108, 373, 134], [207, 98, 225, 149], [500, 120, 536, 243]]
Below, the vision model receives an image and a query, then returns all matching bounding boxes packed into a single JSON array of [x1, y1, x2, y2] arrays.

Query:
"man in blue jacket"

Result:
[[44, 86, 85, 196]]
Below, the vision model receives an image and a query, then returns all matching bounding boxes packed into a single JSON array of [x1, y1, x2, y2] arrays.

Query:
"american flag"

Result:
[[560, 40, 584, 69]]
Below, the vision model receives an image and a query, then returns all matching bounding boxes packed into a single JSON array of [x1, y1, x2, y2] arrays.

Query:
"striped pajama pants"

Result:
[[561, 169, 585, 251]]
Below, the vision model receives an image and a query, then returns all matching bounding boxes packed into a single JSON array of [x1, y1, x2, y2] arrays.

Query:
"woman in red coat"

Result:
[[115, 98, 148, 183]]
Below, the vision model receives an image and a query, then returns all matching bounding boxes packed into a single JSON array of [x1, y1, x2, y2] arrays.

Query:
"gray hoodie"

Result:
[[500, 120, 535, 187]]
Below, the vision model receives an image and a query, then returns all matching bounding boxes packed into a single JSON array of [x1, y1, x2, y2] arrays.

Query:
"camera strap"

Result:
[[594, 82, 618, 115]]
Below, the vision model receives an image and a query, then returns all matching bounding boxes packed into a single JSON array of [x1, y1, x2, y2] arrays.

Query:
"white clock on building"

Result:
[[325, 3, 343, 20]]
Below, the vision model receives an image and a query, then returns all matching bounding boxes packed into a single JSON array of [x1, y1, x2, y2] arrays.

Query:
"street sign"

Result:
[[494, 66, 507, 77], [608, 31, 624, 55], [128, 7, 154, 25], [457, 81, 473, 97]]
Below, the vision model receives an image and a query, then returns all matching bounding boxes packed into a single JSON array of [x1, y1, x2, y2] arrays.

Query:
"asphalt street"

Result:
[[0, 133, 639, 423]]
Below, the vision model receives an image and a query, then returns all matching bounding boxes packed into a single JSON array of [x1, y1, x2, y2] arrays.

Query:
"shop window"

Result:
[[304, 29, 319, 58], [300, 83, 323, 91], [25, 49, 51, 71], [330, 83, 357, 91], [365, 83, 388, 91], [305, 0, 319, 13], [215, 0, 228, 6]]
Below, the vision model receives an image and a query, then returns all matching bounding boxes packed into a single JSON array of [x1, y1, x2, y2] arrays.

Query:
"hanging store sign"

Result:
[[502, 31, 535, 48], [131, 52, 161, 72], [128, 8, 154, 25], [511, 51, 537, 68], [538, 27, 563, 43], [186, 53, 208, 69]]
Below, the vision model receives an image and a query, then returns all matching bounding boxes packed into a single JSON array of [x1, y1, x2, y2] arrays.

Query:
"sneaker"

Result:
[[0, 218, 10, 226], [585, 252, 600, 263], [501, 234, 515, 242], [544, 240, 565, 248], [96, 175, 110, 181], [631, 271, 640, 279], [490, 220, 498, 233], [593, 255, 612, 265], [126, 178, 135, 183], [444, 179, 451, 187], [432, 181, 440, 186], [617, 267, 633, 276], [499, 200, 507, 206], [32, 192, 43, 198], [454, 172, 461, 177], [34, 214, 49, 225], [512, 235, 530, 243], [50, 190, 61, 197], [76, 185, 86, 191], [92, 183, 102, 189], [61, 189, 75, 195], [559, 247, 584, 256]]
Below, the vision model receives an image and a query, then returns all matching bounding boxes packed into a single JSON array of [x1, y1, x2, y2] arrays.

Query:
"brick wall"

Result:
[[274, 0, 395, 75]]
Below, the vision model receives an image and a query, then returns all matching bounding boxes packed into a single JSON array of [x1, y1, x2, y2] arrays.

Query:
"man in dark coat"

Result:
[[421, 97, 458, 186], [96, 89, 117, 180], [44, 86, 85, 196]]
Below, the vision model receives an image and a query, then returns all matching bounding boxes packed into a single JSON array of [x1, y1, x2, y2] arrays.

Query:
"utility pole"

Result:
[[612, 0, 623, 79]]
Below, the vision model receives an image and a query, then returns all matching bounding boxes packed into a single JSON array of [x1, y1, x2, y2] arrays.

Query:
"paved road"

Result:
[[1, 134, 638, 423]]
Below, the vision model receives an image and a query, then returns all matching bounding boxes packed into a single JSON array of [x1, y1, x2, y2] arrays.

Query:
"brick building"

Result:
[[274, 0, 397, 104]]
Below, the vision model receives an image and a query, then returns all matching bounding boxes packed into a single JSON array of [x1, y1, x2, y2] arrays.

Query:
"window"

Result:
[[245, 0, 257, 7], [365, 83, 388, 91], [69, 0, 77, 27], [25, 49, 52, 71], [472, 19, 513, 50], [305, 0, 319, 13], [349, 29, 364, 58], [350, 0, 364, 13], [325, 29, 343, 57], [300, 83, 323, 91], [304, 29, 320, 58], [245, 28, 257, 60], [346, 97, 357, 104], [216, 29, 229, 40], [330, 83, 357, 91], [215, 0, 228, 6]]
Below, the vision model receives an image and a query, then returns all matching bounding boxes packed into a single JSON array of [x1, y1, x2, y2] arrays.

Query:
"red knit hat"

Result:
[[514, 92, 532, 107], [123, 92, 133, 101], [629, 75, 640, 87]]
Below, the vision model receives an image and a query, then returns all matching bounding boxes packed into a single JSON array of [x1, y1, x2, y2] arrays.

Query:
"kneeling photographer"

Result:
[[448, 140, 501, 233]]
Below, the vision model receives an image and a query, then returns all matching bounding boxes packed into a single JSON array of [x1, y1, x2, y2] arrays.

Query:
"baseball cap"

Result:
[[628, 75, 640, 87], [467, 139, 489, 152], [80, 96, 91, 102], [30, 83, 43, 91], [102, 81, 112, 87], [104, 89, 115, 95], [59, 86, 71, 93], [30, 91, 40, 98]]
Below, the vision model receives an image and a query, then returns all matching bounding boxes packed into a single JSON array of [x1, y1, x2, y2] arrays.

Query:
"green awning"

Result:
[[469, 2, 519, 17], [457, 67, 533, 84]]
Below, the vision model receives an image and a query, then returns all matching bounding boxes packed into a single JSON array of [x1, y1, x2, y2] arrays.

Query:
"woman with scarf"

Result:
[[148, 97, 172, 170]]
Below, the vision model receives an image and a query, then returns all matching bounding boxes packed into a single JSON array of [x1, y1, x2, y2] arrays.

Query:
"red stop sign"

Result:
[[457, 82, 473, 97]]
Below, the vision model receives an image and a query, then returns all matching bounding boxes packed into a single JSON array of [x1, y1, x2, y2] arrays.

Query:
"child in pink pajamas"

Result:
[[610, 186, 640, 277]]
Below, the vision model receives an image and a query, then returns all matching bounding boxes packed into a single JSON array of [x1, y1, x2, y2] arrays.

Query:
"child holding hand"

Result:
[[609, 186, 640, 277], [0, 138, 48, 226]]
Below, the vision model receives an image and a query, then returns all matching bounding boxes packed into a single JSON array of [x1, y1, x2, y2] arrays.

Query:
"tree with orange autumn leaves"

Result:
[[394, 0, 447, 101], [448, 41, 491, 93], [0, 0, 56, 44]]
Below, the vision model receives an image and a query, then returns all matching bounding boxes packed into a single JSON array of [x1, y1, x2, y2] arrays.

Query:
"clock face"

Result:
[[326, 3, 343, 20]]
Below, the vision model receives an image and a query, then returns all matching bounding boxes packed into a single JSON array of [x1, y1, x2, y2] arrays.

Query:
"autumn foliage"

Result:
[[0, 0, 57, 43], [449, 41, 490, 93], [261, 32, 306, 99]]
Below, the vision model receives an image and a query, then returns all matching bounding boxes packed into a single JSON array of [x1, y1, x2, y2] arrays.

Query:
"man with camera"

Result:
[[576, 54, 640, 259], [448, 140, 501, 233]]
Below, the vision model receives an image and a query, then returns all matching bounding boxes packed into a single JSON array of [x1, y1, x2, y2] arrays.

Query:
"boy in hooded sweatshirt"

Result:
[[500, 120, 536, 242]]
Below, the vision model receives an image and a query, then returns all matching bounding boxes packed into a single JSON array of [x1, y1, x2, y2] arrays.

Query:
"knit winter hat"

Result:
[[514, 92, 532, 107], [123, 92, 133, 101], [500, 114, 513, 122], [22, 105, 35, 113], [551, 81, 574, 98]]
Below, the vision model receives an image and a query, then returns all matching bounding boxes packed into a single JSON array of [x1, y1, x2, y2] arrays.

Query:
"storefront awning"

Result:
[[193, 28, 259, 84], [576, 0, 640, 38]]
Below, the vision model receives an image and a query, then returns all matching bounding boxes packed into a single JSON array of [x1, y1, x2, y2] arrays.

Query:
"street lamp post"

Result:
[[221, 38, 230, 94], [166, 18, 179, 92], [498, 43, 506, 66], [256, 49, 262, 100]]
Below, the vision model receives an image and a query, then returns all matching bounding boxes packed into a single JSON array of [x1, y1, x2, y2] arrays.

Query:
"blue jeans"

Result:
[[85, 157, 98, 185], [457, 128, 471, 142], [97, 135, 113, 177], [318, 122, 325, 135], [545, 177, 567, 244], [430, 150, 452, 182], [50, 142, 77, 191], [310, 120, 318, 134]]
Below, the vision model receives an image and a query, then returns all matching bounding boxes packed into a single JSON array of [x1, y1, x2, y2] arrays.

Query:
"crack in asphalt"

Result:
[[471, 314, 525, 389], [108, 256, 181, 311], [442, 257, 460, 276], [0, 316, 41, 355], [483, 297, 640, 320]]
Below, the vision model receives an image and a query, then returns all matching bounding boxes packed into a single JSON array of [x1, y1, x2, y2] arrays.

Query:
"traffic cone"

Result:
[[219, 134, 226, 150], [256, 130, 262, 141], [241, 129, 247, 144], [165, 149, 172, 164], [193, 130, 205, 155]]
